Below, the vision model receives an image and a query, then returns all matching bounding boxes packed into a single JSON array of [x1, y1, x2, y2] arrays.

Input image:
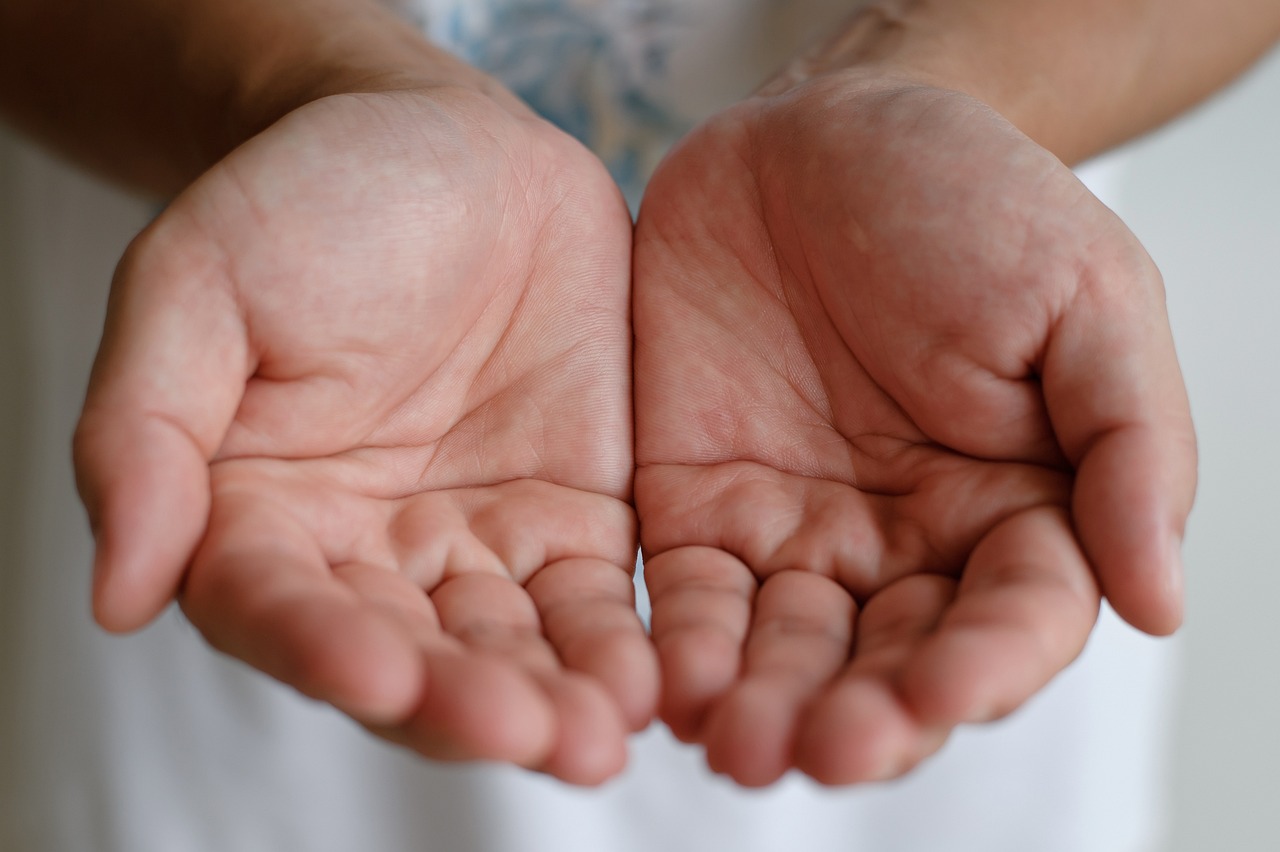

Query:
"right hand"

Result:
[[74, 86, 652, 784]]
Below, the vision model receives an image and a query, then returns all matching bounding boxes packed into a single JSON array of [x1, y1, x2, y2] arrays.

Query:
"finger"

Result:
[[351, 577, 567, 776], [333, 563, 572, 770], [1045, 257, 1197, 634], [74, 219, 249, 632], [431, 573, 562, 672], [332, 561, 448, 649], [372, 649, 561, 771], [526, 670, 629, 785], [700, 570, 855, 787], [181, 498, 427, 726], [526, 557, 659, 731], [431, 573, 628, 784], [795, 574, 955, 785], [187, 498, 570, 770], [896, 505, 1101, 727], [645, 546, 756, 742]]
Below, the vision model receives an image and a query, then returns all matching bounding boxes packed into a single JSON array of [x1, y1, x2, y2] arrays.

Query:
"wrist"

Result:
[[755, 1, 1151, 165], [32, 0, 523, 194], [219, 9, 511, 153]]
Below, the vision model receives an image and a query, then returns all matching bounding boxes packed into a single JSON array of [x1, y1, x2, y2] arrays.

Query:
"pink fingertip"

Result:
[[91, 543, 177, 634]]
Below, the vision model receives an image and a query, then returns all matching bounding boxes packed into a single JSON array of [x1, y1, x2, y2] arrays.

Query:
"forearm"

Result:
[[0, 0, 501, 194], [766, 0, 1280, 164]]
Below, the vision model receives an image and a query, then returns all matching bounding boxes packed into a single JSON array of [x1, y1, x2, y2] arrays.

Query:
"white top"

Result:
[[0, 3, 1176, 849]]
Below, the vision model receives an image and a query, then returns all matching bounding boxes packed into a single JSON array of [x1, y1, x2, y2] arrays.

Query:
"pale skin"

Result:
[[78, 87, 652, 784], [635, 74, 1186, 785], [631, 0, 1277, 784], [2, 0, 1277, 786]]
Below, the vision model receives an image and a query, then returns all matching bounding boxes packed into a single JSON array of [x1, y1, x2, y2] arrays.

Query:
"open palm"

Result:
[[75, 87, 652, 784], [633, 74, 1196, 786]]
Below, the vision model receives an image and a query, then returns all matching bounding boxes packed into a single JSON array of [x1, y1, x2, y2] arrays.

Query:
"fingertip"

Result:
[[77, 415, 213, 634], [593, 632, 661, 732], [91, 553, 177, 634], [1104, 558, 1184, 637], [701, 679, 797, 788], [317, 616, 429, 725], [406, 651, 629, 785], [655, 625, 742, 742], [896, 629, 1021, 726], [88, 498, 206, 635], [1087, 522, 1186, 637], [795, 680, 927, 786], [1105, 594, 1182, 637], [535, 676, 630, 786], [408, 652, 559, 768], [1071, 424, 1192, 637]]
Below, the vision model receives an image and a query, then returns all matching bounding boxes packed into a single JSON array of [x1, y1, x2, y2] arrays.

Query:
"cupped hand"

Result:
[[74, 87, 652, 783], [632, 73, 1196, 786]]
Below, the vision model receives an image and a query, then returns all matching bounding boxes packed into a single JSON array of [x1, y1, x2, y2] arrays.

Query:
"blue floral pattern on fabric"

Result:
[[421, 0, 693, 206]]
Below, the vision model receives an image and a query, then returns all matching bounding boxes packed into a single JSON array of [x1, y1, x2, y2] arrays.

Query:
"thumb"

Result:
[[1044, 252, 1197, 636], [74, 219, 249, 632]]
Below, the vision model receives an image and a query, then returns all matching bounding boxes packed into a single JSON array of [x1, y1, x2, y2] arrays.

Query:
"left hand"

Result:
[[632, 71, 1196, 786]]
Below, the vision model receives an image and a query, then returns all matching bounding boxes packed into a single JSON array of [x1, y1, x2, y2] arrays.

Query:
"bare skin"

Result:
[[75, 87, 653, 784], [633, 71, 1195, 785]]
